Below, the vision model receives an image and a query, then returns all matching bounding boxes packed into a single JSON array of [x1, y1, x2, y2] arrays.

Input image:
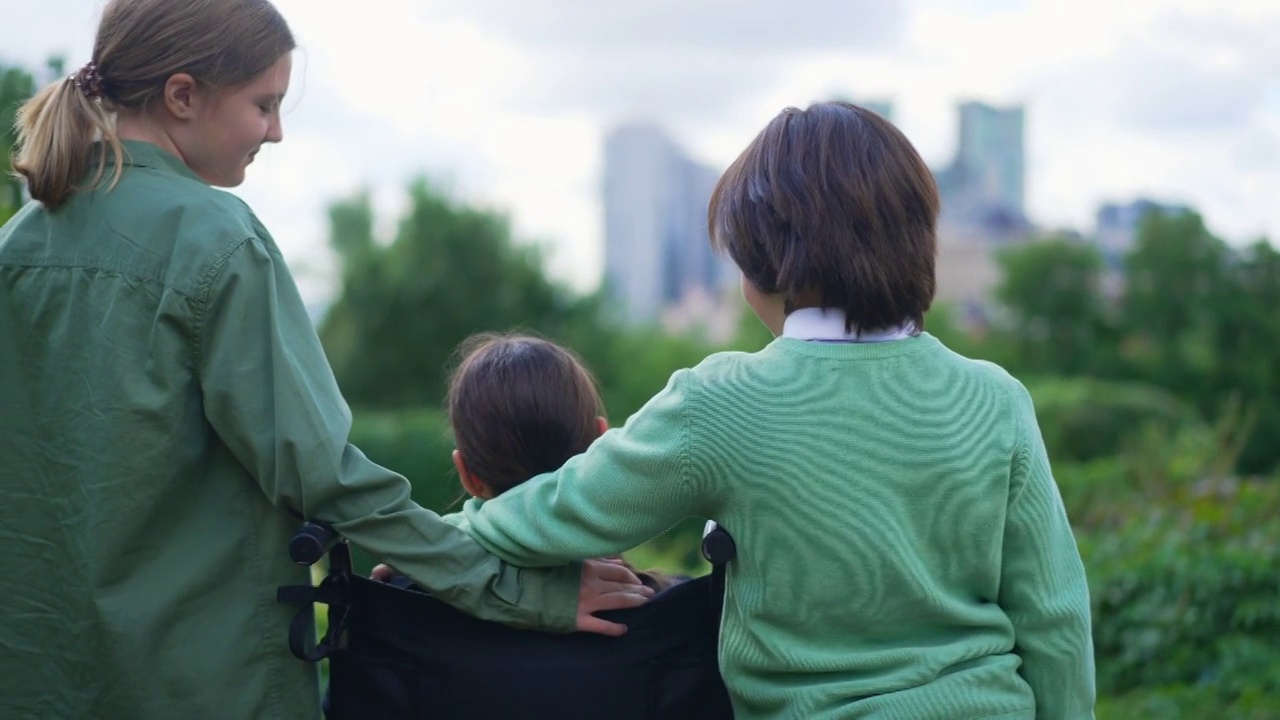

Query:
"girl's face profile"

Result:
[[182, 53, 292, 187]]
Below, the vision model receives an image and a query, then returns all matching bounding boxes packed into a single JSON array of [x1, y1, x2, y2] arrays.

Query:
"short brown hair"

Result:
[[708, 101, 940, 332], [447, 334, 604, 497], [12, 0, 295, 209]]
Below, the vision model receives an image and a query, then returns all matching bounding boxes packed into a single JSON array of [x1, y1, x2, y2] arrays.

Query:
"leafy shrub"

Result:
[[1025, 377, 1200, 463], [1097, 683, 1278, 720]]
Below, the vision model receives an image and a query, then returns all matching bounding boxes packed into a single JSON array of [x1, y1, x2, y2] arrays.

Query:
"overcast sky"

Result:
[[3, 0, 1277, 302]]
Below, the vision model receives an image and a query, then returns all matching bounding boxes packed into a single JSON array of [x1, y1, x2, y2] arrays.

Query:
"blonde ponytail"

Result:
[[12, 75, 123, 210]]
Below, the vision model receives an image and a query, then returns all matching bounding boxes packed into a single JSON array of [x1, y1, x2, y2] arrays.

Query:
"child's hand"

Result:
[[575, 558, 655, 636], [370, 564, 396, 582]]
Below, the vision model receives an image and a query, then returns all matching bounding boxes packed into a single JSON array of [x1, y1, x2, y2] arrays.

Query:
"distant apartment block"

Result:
[[603, 100, 1032, 329], [602, 124, 735, 325], [1094, 198, 1191, 258], [935, 101, 1029, 244]]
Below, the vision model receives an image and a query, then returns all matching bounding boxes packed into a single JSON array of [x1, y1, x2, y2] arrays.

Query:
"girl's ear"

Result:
[[595, 416, 609, 437], [162, 73, 202, 121], [453, 449, 493, 500]]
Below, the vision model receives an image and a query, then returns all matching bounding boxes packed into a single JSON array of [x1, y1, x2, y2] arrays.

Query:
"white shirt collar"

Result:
[[781, 308, 915, 343]]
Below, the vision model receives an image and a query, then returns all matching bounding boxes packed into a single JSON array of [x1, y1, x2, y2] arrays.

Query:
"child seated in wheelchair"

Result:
[[325, 334, 729, 719], [378, 332, 688, 592]]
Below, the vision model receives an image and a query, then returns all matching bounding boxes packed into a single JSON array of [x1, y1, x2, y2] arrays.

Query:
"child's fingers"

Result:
[[576, 587, 654, 636], [576, 615, 629, 637], [583, 558, 643, 586], [589, 588, 655, 609]]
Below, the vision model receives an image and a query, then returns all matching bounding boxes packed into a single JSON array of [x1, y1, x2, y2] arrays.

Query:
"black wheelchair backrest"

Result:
[[278, 521, 737, 720]]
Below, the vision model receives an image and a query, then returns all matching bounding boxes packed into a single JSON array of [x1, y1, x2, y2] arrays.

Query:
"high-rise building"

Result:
[[602, 124, 733, 325], [955, 101, 1025, 217], [936, 101, 1029, 243], [1094, 198, 1191, 258]]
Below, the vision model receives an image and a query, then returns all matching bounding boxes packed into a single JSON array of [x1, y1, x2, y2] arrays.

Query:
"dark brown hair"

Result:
[[447, 334, 604, 497], [708, 101, 940, 332], [12, 0, 295, 209]]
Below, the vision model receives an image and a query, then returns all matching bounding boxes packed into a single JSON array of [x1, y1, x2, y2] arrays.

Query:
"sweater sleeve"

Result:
[[1000, 386, 1097, 718], [461, 369, 706, 566]]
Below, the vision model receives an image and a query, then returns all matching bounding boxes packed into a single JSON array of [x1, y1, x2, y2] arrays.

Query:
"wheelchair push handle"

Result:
[[700, 520, 737, 566], [289, 521, 340, 566]]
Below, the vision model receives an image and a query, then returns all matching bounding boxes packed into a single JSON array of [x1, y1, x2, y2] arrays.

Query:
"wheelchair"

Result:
[[278, 521, 738, 719]]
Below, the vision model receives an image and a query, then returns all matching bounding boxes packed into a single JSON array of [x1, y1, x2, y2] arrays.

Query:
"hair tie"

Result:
[[71, 62, 105, 100]]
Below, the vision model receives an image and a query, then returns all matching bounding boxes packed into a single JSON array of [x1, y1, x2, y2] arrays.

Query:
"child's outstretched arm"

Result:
[[459, 368, 711, 566], [1000, 387, 1097, 718]]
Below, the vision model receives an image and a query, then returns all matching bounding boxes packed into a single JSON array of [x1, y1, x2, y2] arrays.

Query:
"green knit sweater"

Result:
[[461, 334, 1096, 719]]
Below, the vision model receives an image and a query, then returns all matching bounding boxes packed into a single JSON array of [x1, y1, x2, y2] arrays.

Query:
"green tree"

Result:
[[993, 235, 1114, 375], [319, 180, 598, 409], [1210, 239, 1280, 472], [1119, 211, 1231, 393], [1, 62, 38, 218]]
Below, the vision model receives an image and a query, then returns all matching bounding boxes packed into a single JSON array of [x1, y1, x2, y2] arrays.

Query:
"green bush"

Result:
[[1053, 414, 1280, 708], [1097, 684, 1279, 720], [1026, 377, 1201, 463], [350, 407, 458, 512], [346, 407, 456, 573], [1080, 502, 1280, 696], [1080, 477, 1280, 704]]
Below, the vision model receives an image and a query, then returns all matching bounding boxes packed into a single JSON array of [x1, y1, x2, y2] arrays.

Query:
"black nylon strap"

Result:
[[279, 574, 350, 662]]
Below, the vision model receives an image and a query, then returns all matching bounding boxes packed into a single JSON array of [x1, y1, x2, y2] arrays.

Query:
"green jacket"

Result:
[[0, 141, 578, 719]]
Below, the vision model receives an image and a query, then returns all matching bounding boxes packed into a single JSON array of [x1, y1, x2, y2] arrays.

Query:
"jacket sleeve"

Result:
[[1000, 385, 1097, 718], [195, 235, 577, 632]]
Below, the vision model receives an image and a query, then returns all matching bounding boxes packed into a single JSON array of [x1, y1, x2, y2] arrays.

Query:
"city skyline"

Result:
[[602, 99, 1042, 325], [603, 124, 734, 325], [2, 0, 1276, 306]]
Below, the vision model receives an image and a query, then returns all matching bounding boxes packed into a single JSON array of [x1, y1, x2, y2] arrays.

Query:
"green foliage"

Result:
[[993, 211, 1280, 472], [1097, 684, 1278, 720], [350, 408, 458, 512], [995, 236, 1114, 375], [1121, 211, 1231, 371], [320, 178, 731, 429], [1, 63, 38, 212], [1050, 416, 1280, 708], [320, 181, 595, 409], [344, 408, 456, 574], [1024, 377, 1198, 464], [575, 324, 717, 423], [1080, 480, 1280, 702]]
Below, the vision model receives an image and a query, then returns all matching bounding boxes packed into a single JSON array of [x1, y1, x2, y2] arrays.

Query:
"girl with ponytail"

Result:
[[0, 2, 649, 718]]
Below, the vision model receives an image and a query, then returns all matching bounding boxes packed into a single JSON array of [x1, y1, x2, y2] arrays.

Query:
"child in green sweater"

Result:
[[455, 101, 1096, 719]]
